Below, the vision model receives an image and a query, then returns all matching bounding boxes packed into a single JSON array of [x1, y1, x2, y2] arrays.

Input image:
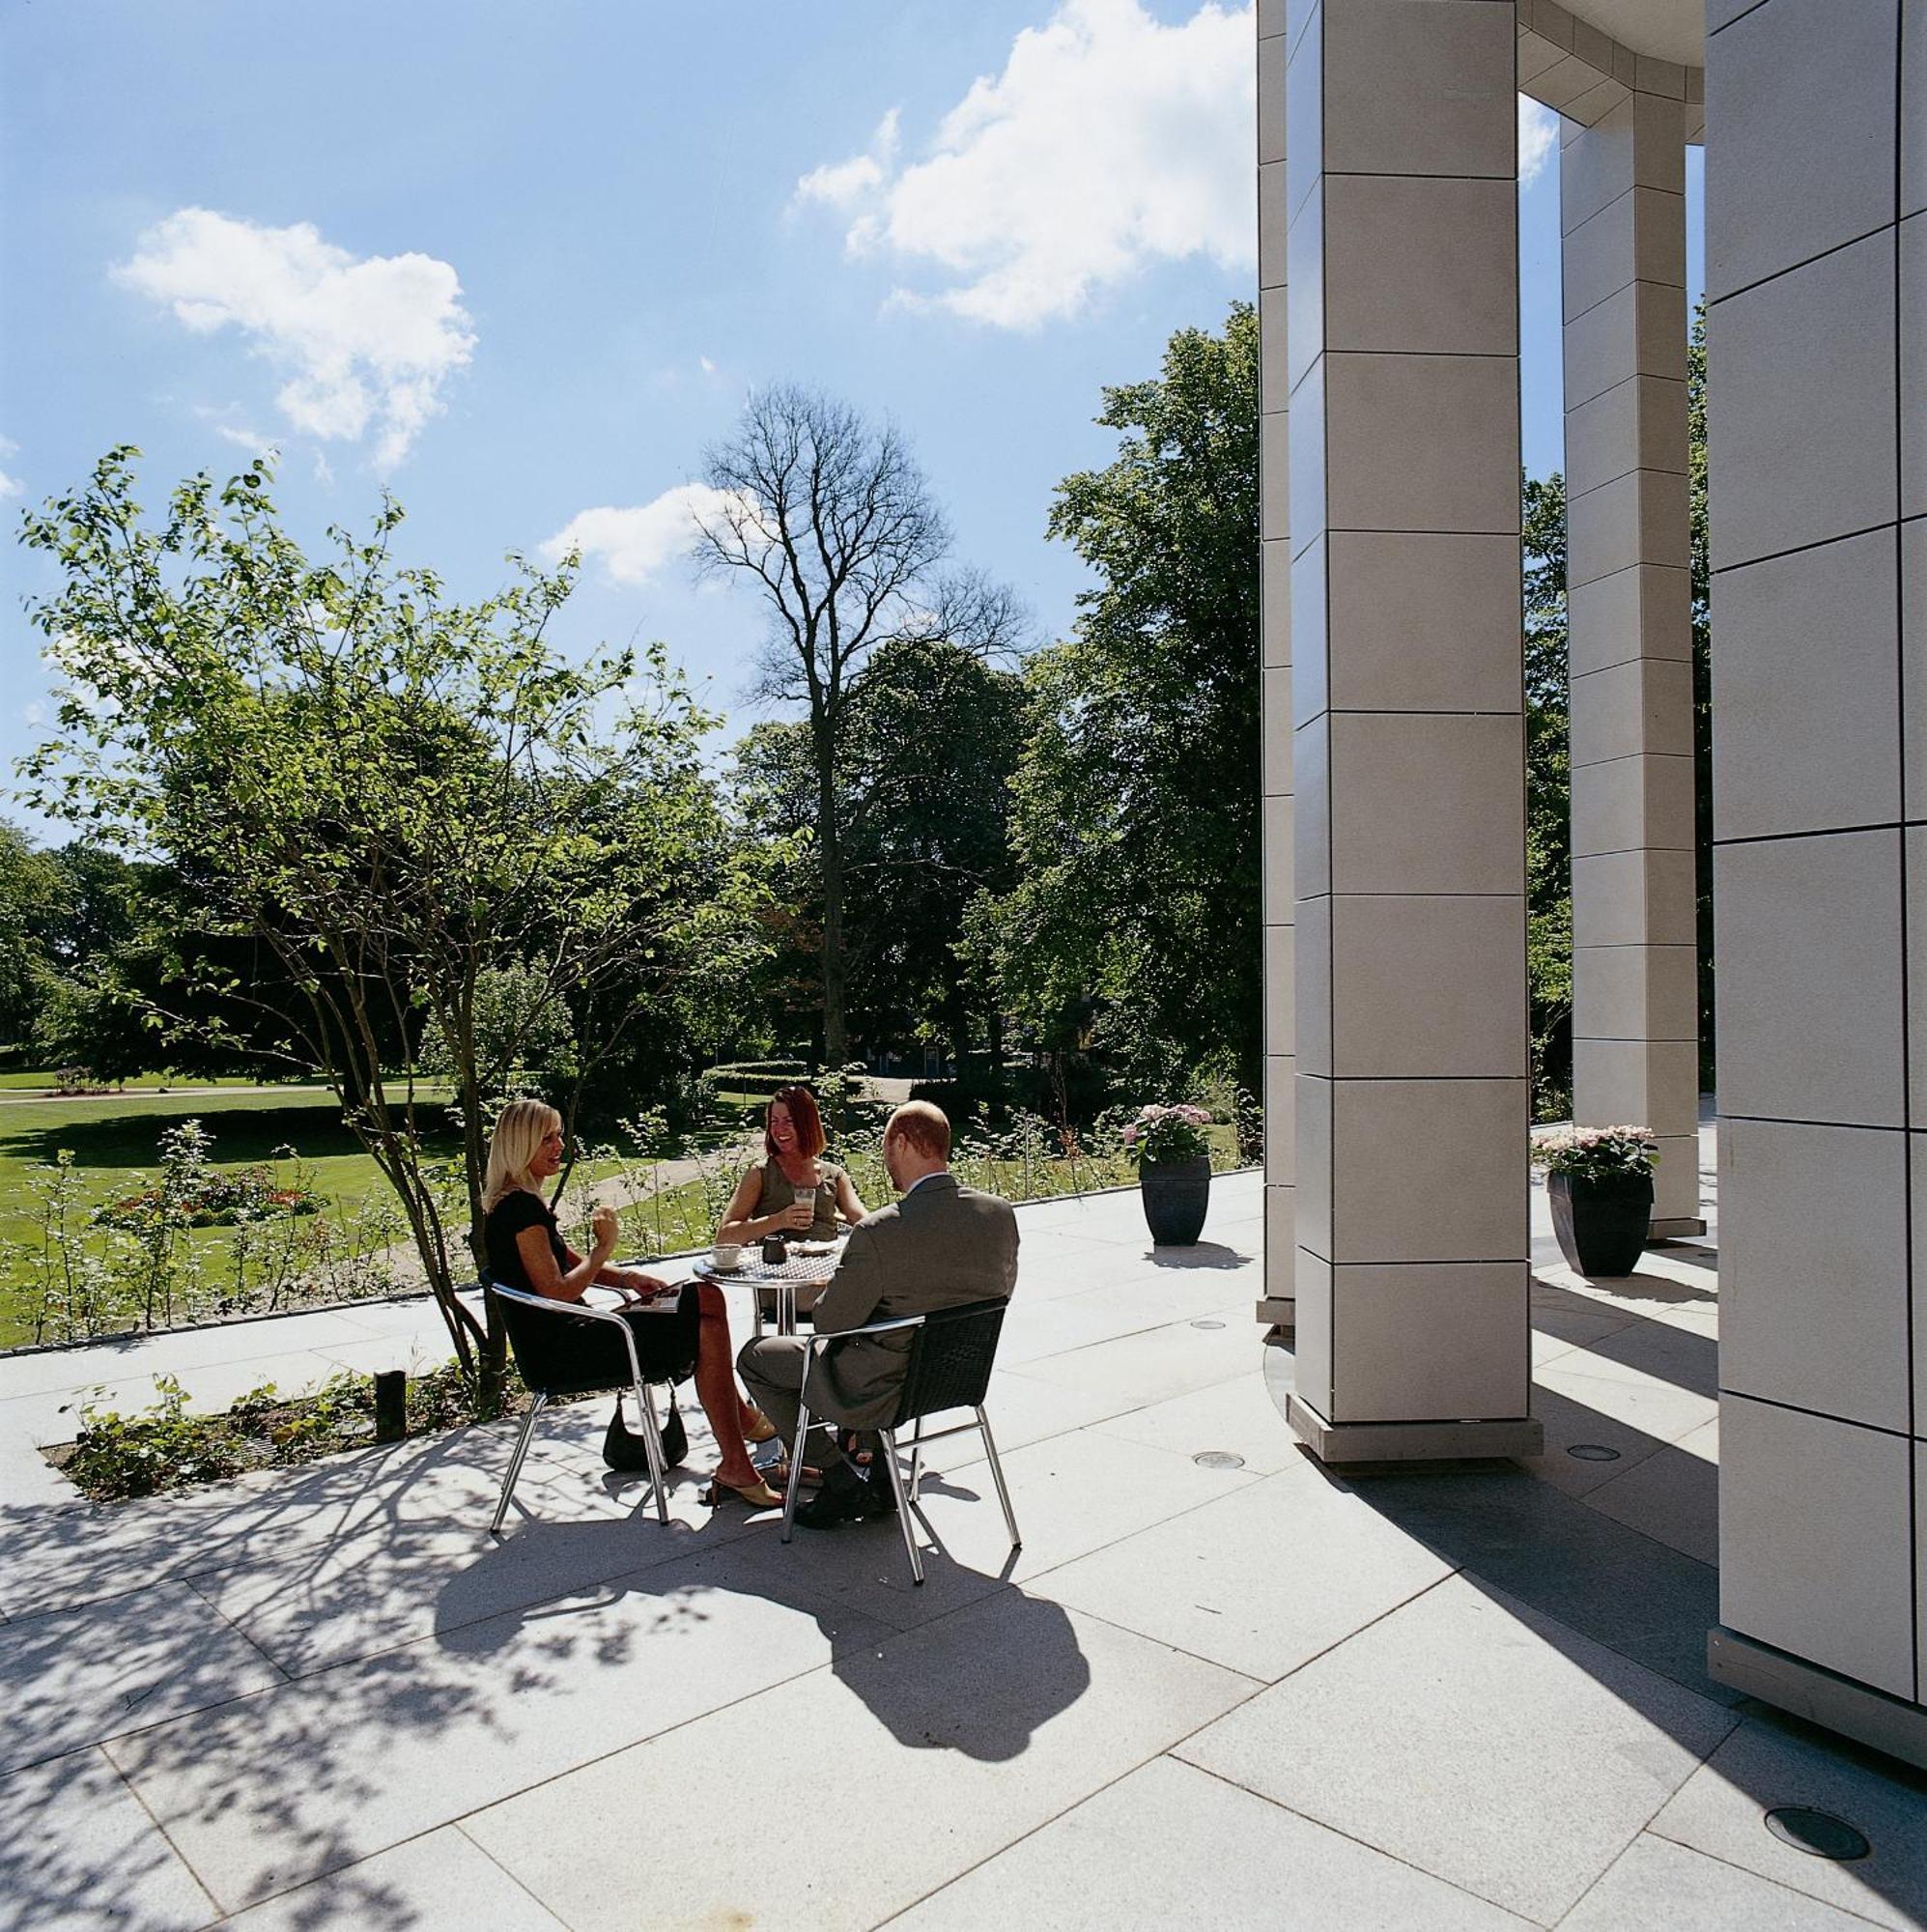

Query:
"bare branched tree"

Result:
[[694, 384, 957, 1062]]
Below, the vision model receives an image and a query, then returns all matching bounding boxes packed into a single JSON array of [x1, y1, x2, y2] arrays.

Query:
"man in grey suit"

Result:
[[737, 1100, 1018, 1528]]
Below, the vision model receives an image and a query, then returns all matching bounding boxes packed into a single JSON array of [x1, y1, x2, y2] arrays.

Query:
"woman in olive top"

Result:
[[483, 1098, 780, 1508], [716, 1085, 868, 1249]]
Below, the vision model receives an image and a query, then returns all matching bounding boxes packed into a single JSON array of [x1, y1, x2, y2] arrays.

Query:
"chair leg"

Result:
[[908, 1416, 925, 1503], [490, 1393, 547, 1536], [978, 1406, 1021, 1551], [780, 1402, 811, 1545], [878, 1429, 923, 1585], [631, 1380, 670, 1525]]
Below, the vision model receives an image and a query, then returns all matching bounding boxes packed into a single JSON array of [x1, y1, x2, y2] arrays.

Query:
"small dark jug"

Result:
[[761, 1233, 787, 1265], [1548, 1170, 1653, 1277]]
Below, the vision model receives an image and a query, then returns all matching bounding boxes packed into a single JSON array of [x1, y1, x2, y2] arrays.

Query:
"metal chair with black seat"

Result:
[[779, 1296, 1020, 1585], [487, 1281, 693, 1534]]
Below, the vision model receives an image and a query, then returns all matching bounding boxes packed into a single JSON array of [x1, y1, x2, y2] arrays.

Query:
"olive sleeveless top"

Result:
[[752, 1160, 844, 1241]]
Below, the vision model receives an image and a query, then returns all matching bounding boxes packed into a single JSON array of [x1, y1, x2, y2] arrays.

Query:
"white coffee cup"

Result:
[[711, 1242, 744, 1271]]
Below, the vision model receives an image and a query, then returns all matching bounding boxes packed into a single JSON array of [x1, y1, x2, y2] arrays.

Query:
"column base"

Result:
[[1287, 1395, 1544, 1464], [1708, 1627, 1927, 1773], [1254, 1295, 1295, 1329], [1651, 1216, 1708, 1239]]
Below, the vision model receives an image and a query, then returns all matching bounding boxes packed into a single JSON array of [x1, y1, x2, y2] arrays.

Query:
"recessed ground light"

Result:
[[1764, 1808, 1871, 1861], [1191, 1319, 1226, 1330], [1567, 1443, 1622, 1462], [1194, 1450, 1246, 1469]]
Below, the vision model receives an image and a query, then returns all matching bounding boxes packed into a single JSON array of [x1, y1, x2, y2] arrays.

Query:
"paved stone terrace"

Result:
[[1, 1160, 1923, 1930]]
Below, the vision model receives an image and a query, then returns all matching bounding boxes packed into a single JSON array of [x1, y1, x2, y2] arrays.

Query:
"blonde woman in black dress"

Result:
[[483, 1099, 780, 1507]]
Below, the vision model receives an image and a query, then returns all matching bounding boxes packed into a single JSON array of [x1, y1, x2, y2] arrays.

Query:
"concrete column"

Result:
[[1560, 87, 1703, 1236], [1285, 0, 1540, 1463], [1704, 0, 1927, 1769], [1256, 0, 1295, 1329]]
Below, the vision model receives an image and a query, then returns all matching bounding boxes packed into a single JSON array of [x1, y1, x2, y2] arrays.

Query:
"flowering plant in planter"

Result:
[[1535, 1125, 1658, 1277], [1531, 1124, 1658, 1183], [1120, 1103, 1212, 1165]]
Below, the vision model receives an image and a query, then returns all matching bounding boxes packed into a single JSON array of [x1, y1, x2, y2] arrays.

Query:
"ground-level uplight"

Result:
[[1567, 1443, 1621, 1462], [1193, 1450, 1245, 1469], [1764, 1807, 1871, 1861]]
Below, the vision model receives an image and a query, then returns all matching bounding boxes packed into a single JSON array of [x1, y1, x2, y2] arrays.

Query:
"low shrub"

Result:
[[53, 1359, 527, 1503]]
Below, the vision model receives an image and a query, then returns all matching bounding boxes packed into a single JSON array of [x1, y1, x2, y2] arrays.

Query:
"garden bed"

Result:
[[43, 1360, 541, 1503]]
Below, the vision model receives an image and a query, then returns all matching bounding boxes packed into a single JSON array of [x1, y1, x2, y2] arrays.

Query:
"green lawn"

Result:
[[0, 1087, 460, 1350], [0, 1068, 333, 1093]]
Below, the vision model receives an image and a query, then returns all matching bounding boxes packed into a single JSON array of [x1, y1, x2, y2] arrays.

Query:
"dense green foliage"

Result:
[[18, 453, 767, 1387], [1523, 471, 1573, 1121], [971, 302, 1261, 1098]]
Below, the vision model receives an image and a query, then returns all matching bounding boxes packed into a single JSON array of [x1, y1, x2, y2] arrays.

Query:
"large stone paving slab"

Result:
[[1089, 1357, 1305, 1474], [1559, 1833, 1887, 1931], [887, 1754, 1532, 1931], [0, 1578, 285, 1776], [1647, 1718, 1927, 1931], [0, 1746, 218, 1931], [1176, 1575, 1739, 1923], [900, 1423, 1261, 1592], [1037, 1462, 1456, 1682], [1579, 1416, 1719, 1565], [464, 1592, 1260, 1932], [104, 1541, 897, 1914], [1007, 1310, 1259, 1407], [223, 1826, 567, 1931], [1340, 1463, 1731, 1702]]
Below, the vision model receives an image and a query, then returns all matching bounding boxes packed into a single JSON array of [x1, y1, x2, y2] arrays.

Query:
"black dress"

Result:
[[484, 1189, 699, 1383]]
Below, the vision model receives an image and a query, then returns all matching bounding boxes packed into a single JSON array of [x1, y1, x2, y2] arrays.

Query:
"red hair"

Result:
[[765, 1085, 827, 1161]]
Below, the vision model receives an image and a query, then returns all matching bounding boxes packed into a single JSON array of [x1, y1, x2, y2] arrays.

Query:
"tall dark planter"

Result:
[[1140, 1155, 1210, 1245], [1548, 1170, 1653, 1277]]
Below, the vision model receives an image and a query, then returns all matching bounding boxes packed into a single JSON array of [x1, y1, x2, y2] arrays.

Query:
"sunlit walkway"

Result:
[[1, 1163, 1922, 1929]]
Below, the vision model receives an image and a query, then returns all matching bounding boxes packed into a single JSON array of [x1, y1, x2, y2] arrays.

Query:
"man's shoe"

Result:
[[792, 1464, 896, 1529], [792, 1482, 868, 1530]]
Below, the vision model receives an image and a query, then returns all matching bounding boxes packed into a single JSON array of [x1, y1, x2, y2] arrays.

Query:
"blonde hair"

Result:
[[886, 1099, 951, 1161], [483, 1098, 563, 1211]]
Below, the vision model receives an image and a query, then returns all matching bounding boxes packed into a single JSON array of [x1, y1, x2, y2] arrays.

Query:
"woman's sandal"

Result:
[[704, 1474, 784, 1509], [743, 1410, 779, 1445]]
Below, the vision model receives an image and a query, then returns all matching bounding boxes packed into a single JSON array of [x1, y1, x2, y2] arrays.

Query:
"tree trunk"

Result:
[[815, 737, 848, 1065]]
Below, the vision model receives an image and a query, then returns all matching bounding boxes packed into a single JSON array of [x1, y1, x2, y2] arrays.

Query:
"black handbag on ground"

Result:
[[603, 1397, 687, 1470]]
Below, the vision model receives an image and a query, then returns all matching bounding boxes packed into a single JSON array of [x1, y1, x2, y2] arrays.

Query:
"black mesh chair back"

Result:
[[889, 1297, 1008, 1429], [784, 1292, 1020, 1584]]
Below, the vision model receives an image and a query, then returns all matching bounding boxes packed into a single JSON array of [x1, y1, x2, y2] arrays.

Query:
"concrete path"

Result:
[[2, 1158, 1923, 1930]]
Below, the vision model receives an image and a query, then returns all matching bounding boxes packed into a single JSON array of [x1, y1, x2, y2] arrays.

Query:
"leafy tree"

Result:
[[694, 386, 1023, 1063], [1522, 471, 1573, 1120], [727, 637, 1025, 1065], [1688, 301, 1714, 1090], [0, 822, 60, 1047], [975, 302, 1261, 1097], [20, 450, 765, 1392]]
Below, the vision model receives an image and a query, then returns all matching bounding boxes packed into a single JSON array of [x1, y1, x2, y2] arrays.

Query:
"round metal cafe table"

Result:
[[693, 1242, 843, 1337]]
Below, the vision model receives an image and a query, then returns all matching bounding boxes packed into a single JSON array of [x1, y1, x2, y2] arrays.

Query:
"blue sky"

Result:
[[1, 0, 1701, 839]]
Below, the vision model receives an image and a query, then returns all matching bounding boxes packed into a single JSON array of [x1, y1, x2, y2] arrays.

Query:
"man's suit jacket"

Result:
[[803, 1172, 1018, 1430]]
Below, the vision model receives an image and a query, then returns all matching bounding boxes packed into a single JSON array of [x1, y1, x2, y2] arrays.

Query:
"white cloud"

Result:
[[698, 355, 718, 376], [114, 209, 476, 469], [23, 700, 45, 729], [0, 434, 19, 497], [541, 483, 742, 586], [794, 109, 901, 215], [794, 0, 1253, 328], [1519, 96, 1558, 187], [213, 423, 275, 452]]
